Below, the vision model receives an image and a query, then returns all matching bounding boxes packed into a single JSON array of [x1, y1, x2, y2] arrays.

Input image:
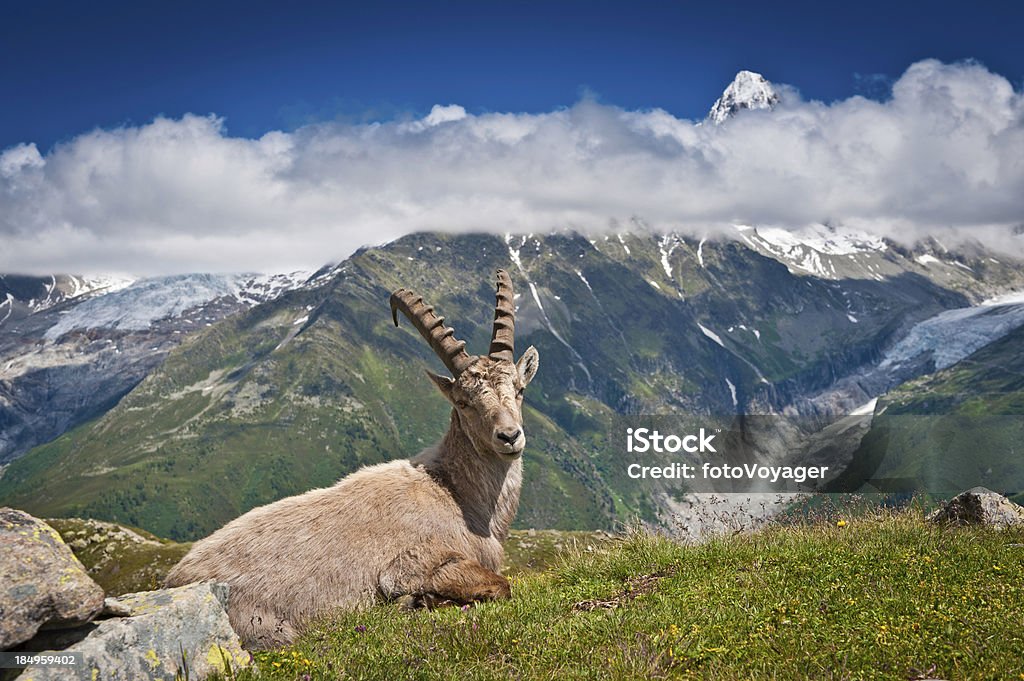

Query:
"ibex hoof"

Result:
[[475, 575, 512, 601]]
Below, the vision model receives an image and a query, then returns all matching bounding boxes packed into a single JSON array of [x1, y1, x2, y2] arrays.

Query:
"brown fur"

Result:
[[165, 350, 539, 649]]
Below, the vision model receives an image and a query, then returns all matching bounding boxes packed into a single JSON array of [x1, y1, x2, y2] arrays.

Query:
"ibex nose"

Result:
[[496, 428, 521, 445]]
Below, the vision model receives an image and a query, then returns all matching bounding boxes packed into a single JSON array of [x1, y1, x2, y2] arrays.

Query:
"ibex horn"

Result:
[[488, 269, 515, 362], [390, 288, 476, 377]]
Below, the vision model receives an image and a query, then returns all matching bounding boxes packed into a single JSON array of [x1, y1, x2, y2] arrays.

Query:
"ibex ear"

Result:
[[516, 346, 539, 386], [426, 371, 456, 402]]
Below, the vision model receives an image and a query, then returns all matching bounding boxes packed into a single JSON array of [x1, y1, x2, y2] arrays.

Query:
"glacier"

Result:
[[879, 292, 1024, 371], [43, 272, 309, 340]]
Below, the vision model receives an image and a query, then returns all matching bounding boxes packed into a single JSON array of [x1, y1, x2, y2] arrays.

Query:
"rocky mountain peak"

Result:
[[708, 70, 780, 124]]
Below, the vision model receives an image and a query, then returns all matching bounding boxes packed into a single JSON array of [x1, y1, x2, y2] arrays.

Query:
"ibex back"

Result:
[[165, 270, 539, 649]]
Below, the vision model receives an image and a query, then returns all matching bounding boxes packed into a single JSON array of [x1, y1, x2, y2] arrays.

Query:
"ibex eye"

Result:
[[456, 400, 469, 409]]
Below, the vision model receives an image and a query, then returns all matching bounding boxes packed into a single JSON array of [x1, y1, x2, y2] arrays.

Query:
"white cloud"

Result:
[[0, 143, 45, 179], [1, 59, 1022, 275], [423, 103, 468, 126]]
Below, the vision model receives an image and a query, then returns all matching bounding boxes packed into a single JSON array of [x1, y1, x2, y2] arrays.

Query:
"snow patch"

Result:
[[725, 378, 738, 407], [755, 224, 886, 256], [741, 224, 886, 279], [658, 233, 680, 279], [527, 282, 591, 383], [0, 293, 12, 325], [698, 323, 725, 348], [575, 270, 593, 293], [232, 271, 311, 305], [506, 233, 525, 272], [981, 290, 1024, 306], [850, 398, 877, 416], [616, 233, 631, 255]]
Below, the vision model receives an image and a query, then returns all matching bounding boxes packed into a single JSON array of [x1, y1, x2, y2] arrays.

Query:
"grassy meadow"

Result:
[[204, 508, 1024, 680]]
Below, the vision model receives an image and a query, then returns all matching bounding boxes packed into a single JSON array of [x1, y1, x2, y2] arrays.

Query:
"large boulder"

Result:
[[0, 508, 105, 649], [16, 582, 251, 680], [928, 487, 1024, 529]]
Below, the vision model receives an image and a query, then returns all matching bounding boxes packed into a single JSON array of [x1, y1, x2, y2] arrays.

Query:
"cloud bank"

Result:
[[2, 59, 1022, 275]]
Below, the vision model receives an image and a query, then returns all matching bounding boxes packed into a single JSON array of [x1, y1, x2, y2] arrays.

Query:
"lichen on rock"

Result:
[[0, 508, 105, 650], [16, 582, 250, 680]]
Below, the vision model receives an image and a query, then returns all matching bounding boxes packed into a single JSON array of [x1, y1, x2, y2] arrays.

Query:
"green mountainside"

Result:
[[837, 324, 1024, 499], [0, 231, 1007, 539]]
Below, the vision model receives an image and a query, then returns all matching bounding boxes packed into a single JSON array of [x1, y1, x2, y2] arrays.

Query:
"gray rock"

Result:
[[928, 487, 1024, 529], [0, 508, 105, 650], [16, 582, 250, 680], [99, 597, 132, 617]]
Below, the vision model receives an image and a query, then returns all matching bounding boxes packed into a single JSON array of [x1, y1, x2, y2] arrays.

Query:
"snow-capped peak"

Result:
[[733, 223, 888, 280], [708, 70, 779, 124], [753, 224, 886, 256]]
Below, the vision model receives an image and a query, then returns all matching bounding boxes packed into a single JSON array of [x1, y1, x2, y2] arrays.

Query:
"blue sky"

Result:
[[3, 0, 1022, 152], [2, 1, 1023, 274]]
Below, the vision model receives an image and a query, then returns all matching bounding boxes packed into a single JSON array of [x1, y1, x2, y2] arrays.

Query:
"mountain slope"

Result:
[[0, 272, 307, 463], [0, 235, 621, 537], [2, 230, 1020, 539]]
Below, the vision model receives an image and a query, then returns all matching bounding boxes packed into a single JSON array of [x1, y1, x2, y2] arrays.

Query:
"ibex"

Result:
[[166, 270, 539, 649]]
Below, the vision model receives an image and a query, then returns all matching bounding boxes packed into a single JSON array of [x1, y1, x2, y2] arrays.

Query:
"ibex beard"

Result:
[[165, 269, 539, 649]]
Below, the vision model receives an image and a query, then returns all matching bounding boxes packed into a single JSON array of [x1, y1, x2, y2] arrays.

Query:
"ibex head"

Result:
[[390, 270, 539, 457]]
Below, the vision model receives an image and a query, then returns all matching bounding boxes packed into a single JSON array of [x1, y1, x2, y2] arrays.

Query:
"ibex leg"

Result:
[[379, 550, 511, 608]]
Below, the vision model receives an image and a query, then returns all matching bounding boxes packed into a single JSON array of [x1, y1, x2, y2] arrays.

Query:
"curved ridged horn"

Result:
[[390, 288, 475, 376], [488, 269, 515, 362]]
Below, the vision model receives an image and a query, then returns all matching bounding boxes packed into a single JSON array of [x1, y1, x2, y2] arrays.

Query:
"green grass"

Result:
[[210, 510, 1024, 680]]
